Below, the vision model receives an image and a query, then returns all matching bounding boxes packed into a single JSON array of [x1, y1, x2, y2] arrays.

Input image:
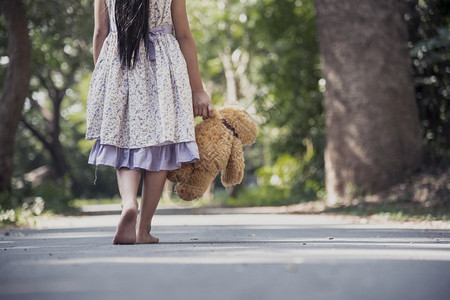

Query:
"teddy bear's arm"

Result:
[[221, 139, 245, 186], [167, 163, 194, 183]]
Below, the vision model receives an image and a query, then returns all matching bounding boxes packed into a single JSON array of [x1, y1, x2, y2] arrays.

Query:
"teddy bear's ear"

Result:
[[218, 104, 244, 116], [210, 108, 222, 119], [222, 103, 241, 110], [226, 102, 240, 107]]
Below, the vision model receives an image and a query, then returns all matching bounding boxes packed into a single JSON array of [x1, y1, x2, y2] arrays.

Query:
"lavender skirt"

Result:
[[88, 140, 199, 171]]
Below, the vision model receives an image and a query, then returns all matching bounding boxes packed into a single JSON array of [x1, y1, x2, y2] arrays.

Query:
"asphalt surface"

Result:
[[1, 205, 449, 300]]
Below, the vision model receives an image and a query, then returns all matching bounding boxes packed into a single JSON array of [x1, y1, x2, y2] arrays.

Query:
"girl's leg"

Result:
[[113, 168, 142, 245], [136, 170, 168, 244]]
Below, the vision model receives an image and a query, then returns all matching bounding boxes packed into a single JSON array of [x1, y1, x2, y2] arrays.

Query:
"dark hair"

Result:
[[115, 0, 149, 69]]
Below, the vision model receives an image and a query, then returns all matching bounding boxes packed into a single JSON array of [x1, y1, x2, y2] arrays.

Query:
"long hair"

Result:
[[115, 0, 149, 69]]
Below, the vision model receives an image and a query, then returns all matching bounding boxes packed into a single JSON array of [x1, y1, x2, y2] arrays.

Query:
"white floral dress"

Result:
[[85, 0, 199, 171]]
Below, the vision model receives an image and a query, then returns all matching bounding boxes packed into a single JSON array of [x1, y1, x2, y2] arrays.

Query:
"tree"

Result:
[[19, 0, 93, 180], [0, 0, 31, 198], [249, 0, 325, 201], [314, 0, 423, 204], [406, 0, 450, 161], [189, 0, 326, 202]]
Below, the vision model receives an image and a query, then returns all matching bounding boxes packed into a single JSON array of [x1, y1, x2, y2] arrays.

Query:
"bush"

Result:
[[32, 178, 75, 214], [0, 197, 45, 227], [221, 185, 292, 207]]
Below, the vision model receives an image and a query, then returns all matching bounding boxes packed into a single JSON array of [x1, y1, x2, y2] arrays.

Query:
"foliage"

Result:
[[4, 1, 117, 200], [0, 16, 6, 86], [25, 0, 93, 87], [0, 178, 76, 226], [221, 186, 291, 207], [257, 155, 301, 190], [0, 197, 45, 227], [60, 74, 118, 199], [188, 0, 325, 203], [2, 177, 75, 213], [2, 0, 448, 211], [3, 0, 324, 206], [219, 152, 325, 207], [406, 0, 450, 162], [20, 0, 94, 176], [222, 154, 301, 206], [247, 0, 325, 201], [32, 178, 75, 213]]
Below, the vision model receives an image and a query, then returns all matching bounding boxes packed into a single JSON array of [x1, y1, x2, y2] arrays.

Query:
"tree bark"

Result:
[[22, 86, 69, 180], [0, 0, 31, 195], [48, 87, 69, 178], [314, 0, 423, 204], [220, 47, 238, 105]]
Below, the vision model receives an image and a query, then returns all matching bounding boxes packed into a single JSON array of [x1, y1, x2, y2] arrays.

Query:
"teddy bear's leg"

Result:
[[221, 139, 245, 186], [175, 169, 216, 201], [167, 163, 194, 183]]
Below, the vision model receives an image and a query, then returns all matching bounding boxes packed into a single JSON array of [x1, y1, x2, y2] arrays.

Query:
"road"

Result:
[[1, 206, 449, 300]]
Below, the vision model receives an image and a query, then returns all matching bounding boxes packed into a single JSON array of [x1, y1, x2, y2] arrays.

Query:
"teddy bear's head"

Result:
[[219, 107, 258, 145]]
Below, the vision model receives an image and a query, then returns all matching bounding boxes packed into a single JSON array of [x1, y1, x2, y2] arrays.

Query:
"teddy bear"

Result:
[[167, 106, 258, 201]]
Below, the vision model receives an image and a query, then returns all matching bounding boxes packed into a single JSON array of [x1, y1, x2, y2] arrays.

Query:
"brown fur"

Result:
[[167, 106, 257, 201]]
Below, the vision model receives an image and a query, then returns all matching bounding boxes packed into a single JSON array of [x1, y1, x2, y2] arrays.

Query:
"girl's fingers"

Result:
[[202, 106, 208, 119], [193, 99, 213, 119], [208, 104, 214, 117]]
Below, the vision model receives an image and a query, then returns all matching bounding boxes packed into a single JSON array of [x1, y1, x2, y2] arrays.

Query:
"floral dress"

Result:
[[85, 0, 199, 171]]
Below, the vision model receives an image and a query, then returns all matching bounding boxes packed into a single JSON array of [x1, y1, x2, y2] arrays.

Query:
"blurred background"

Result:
[[0, 0, 449, 225]]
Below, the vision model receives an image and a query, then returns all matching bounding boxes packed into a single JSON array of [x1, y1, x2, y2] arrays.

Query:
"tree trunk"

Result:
[[22, 87, 70, 180], [314, 0, 423, 204], [49, 88, 69, 179], [48, 138, 69, 179], [0, 0, 31, 195], [220, 47, 238, 105]]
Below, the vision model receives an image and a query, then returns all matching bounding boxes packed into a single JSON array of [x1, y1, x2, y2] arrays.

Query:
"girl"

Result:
[[86, 0, 213, 244]]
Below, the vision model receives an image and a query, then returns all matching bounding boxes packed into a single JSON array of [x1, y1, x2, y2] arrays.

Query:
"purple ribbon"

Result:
[[145, 24, 173, 61]]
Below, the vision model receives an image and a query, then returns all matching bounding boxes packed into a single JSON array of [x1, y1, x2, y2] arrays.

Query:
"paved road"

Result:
[[1, 207, 449, 300]]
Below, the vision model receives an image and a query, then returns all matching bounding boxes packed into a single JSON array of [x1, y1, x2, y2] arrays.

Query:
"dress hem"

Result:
[[88, 140, 199, 172], [84, 136, 197, 149]]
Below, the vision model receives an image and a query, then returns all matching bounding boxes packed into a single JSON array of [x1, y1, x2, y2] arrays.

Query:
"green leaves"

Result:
[[249, 0, 325, 200], [406, 0, 450, 160], [26, 0, 93, 89], [189, 0, 325, 202]]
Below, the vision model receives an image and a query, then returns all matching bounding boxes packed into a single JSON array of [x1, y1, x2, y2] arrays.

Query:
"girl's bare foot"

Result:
[[136, 231, 159, 244], [113, 207, 138, 245]]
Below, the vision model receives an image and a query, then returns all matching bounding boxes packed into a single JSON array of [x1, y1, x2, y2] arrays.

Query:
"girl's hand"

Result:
[[193, 90, 214, 119]]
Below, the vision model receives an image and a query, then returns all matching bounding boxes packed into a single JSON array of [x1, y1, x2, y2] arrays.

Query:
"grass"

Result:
[[323, 201, 449, 221], [72, 197, 122, 207], [0, 207, 55, 228], [2, 197, 448, 228], [72, 195, 215, 209], [4, 177, 449, 227]]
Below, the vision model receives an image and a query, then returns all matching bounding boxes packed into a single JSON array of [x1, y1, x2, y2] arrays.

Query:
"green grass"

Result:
[[72, 195, 215, 209], [72, 197, 122, 207], [0, 208, 54, 228]]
